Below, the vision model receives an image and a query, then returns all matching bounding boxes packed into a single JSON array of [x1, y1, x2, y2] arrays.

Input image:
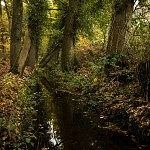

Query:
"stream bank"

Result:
[[35, 75, 149, 150], [0, 62, 149, 150]]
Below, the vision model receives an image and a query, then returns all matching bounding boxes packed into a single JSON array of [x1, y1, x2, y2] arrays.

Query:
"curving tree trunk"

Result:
[[10, 0, 23, 74], [39, 35, 62, 68], [106, 0, 134, 54]]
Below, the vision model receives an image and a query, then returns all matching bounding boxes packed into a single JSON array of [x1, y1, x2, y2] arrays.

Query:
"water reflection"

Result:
[[47, 120, 57, 146], [34, 83, 139, 150]]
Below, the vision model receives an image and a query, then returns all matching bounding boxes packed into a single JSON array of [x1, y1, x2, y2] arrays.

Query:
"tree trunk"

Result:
[[61, 0, 79, 72], [10, 0, 23, 74], [3, 0, 12, 33], [39, 36, 62, 68], [18, 28, 31, 75], [26, 32, 37, 68], [106, 0, 134, 54], [26, 0, 48, 68], [0, 1, 6, 62]]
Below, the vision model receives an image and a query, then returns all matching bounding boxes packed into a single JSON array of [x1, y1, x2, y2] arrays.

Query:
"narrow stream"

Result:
[[33, 82, 139, 150]]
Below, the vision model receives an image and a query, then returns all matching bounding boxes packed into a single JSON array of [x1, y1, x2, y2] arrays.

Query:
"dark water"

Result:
[[33, 85, 140, 150]]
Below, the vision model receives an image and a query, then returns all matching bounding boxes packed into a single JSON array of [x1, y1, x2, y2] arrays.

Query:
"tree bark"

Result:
[[0, 1, 6, 62], [10, 0, 23, 74], [61, 0, 79, 72], [106, 0, 134, 54], [26, 0, 47, 68], [18, 28, 31, 75], [3, 0, 12, 33], [26, 32, 37, 68], [39, 44, 61, 68]]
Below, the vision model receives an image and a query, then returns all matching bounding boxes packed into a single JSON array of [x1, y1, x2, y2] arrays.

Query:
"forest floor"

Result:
[[0, 61, 35, 149], [0, 47, 150, 150], [42, 46, 150, 149]]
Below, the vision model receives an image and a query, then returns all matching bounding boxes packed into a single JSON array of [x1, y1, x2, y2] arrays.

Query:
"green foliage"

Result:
[[0, 73, 38, 149], [27, 0, 49, 46], [41, 67, 84, 93], [87, 61, 103, 74], [102, 53, 127, 66], [130, 2, 150, 60], [45, 0, 111, 47], [77, 0, 111, 44], [39, 0, 66, 55], [64, 73, 91, 91], [13, 76, 38, 149]]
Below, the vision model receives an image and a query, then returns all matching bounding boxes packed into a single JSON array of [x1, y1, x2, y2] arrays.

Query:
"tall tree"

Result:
[[27, 0, 48, 68], [106, 0, 135, 54], [61, 0, 80, 72], [0, 1, 7, 62], [10, 0, 23, 74]]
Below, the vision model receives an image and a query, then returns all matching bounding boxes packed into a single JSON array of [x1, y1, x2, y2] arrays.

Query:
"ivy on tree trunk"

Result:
[[10, 0, 23, 74]]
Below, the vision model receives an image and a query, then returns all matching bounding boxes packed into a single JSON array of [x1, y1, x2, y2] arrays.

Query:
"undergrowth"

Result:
[[0, 73, 37, 150], [0, 50, 150, 149], [39, 51, 149, 147]]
